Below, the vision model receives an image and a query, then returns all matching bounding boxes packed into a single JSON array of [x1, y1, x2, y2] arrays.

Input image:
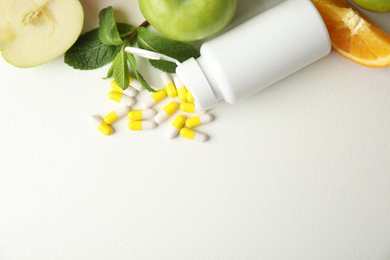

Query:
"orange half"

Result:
[[312, 0, 390, 67]]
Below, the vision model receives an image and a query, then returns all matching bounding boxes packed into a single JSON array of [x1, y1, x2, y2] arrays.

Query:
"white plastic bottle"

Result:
[[176, 0, 331, 111]]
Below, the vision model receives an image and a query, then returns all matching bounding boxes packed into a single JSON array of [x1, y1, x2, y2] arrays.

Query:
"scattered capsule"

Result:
[[154, 101, 179, 124], [128, 120, 156, 130], [104, 105, 131, 124], [129, 75, 143, 91], [185, 114, 214, 128], [161, 72, 177, 98], [180, 128, 208, 142], [173, 75, 187, 102], [140, 89, 167, 109], [111, 80, 137, 97], [127, 109, 156, 121], [108, 91, 135, 106], [90, 115, 113, 136], [180, 102, 201, 113], [186, 89, 195, 102], [168, 115, 186, 139]]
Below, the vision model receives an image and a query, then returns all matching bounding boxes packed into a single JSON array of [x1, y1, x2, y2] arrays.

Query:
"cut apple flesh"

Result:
[[0, 0, 84, 68]]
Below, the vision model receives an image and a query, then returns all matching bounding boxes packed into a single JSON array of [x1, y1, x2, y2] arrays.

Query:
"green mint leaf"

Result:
[[126, 52, 156, 92], [65, 28, 121, 70], [98, 6, 123, 45], [136, 27, 200, 73], [102, 62, 115, 79], [65, 23, 133, 70], [112, 49, 130, 90]]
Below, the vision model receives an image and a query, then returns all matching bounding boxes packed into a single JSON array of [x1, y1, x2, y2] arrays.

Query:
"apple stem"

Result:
[[126, 20, 150, 43]]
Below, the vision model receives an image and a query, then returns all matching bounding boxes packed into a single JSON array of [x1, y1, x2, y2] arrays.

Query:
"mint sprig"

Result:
[[65, 6, 201, 92]]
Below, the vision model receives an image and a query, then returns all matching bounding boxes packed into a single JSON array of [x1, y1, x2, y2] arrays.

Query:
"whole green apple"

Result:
[[351, 0, 390, 12], [139, 0, 237, 42]]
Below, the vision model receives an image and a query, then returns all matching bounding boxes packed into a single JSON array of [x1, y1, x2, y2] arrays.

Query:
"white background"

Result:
[[1, 0, 390, 259]]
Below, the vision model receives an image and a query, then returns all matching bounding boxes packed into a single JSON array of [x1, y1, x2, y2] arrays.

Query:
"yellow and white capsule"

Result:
[[128, 120, 156, 130], [111, 80, 137, 97], [127, 109, 156, 121], [129, 75, 143, 91], [154, 101, 179, 124], [161, 72, 177, 98], [185, 114, 214, 128], [90, 115, 113, 136], [180, 102, 201, 113], [186, 89, 195, 102], [173, 75, 187, 102], [104, 105, 131, 124], [140, 89, 167, 109], [180, 128, 208, 142], [108, 91, 135, 106], [168, 115, 186, 139]]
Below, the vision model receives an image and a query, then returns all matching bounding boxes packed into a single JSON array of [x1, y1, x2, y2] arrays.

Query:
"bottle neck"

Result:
[[196, 56, 223, 102]]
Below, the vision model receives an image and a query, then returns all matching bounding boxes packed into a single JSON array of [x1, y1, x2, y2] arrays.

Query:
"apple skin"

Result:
[[139, 0, 237, 42], [351, 0, 390, 12]]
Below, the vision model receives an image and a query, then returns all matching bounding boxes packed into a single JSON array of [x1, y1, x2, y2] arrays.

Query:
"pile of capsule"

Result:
[[90, 72, 214, 142]]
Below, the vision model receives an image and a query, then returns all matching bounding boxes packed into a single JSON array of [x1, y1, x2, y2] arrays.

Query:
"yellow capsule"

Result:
[[141, 89, 167, 109], [163, 101, 179, 116], [90, 115, 113, 136], [186, 89, 195, 102], [185, 114, 214, 128], [127, 109, 156, 121], [173, 75, 187, 102], [128, 120, 156, 130], [177, 87, 187, 102], [108, 91, 135, 106], [180, 102, 201, 113], [186, 116, 201, 128], [104, 106, 131, 124], [180, 128, 208, 142], [161, 72, 177, 98], [168, 115, 186, 139], [154, 101, 179, 124]]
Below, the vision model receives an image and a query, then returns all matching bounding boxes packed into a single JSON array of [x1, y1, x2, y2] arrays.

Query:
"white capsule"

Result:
[[161, 72, 177, 98], [90, 115, 113, 136], [123, 87, 137, 97], [130, 77, 143, 91], [154, 102, 179, 124], [185, 114, 214, 128], [180, 128, 208, 142], [173, 75, 187, 102], [110, 80, 137, 97], [104, 105, 131, 124], [108, 91, 135, 106], [168, 115, 186, 139], [140, 89, 167, 109], [127, 109, 156, 121], [128, 120, 157, 130]]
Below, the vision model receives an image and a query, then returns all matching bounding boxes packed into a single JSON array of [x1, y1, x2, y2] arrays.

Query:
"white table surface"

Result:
[[1, 0, 390, 259]]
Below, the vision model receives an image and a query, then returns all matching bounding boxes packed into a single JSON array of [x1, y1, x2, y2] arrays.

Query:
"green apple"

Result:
[[0, 0, 84, 68], [139, 0, 237, 42], [351, 0, 390, 12]]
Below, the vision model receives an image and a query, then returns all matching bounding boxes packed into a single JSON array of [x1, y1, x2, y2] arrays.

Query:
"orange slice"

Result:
[[311, 0, 390, 67]]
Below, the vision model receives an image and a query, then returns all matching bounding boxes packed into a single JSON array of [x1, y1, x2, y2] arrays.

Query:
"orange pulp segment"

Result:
[[311, 0, 390, 67]]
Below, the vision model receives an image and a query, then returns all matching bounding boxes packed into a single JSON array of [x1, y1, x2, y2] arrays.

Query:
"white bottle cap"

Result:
[[176, 58, 217, 111]]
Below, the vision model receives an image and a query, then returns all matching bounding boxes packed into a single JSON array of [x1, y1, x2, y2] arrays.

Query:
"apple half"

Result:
[[0, 0, 84, 68], [139, 0, 237, 42]]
